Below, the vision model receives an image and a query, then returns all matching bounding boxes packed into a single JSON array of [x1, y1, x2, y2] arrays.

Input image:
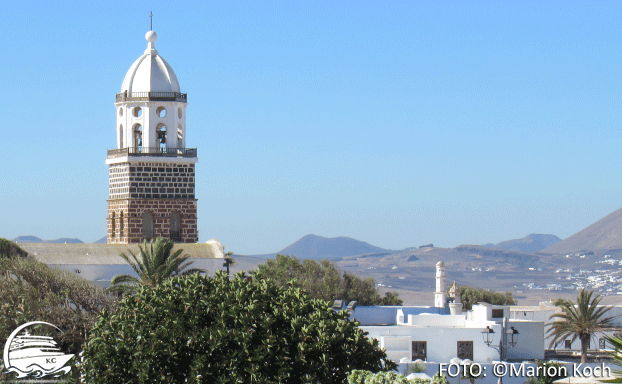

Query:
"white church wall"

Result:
[[505, 320, 545, 360]]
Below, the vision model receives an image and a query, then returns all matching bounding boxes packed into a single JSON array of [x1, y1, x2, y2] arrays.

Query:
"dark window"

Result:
[[412, 341, 427, 361], [599, 338, 606, 350], [491, 309, 504, 318], [170, 211, 181, 242], [111, 212, 116, 237], [457, 341, 473, 360], [142, 211, 154, 240], [565, 339, 572, 349]]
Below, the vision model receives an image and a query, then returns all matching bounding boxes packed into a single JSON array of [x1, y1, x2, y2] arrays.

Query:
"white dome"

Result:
[[120, 31, 181, 94]]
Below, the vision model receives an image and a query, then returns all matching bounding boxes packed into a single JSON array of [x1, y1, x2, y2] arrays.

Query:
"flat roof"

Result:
[[20, 243, 221, 265]]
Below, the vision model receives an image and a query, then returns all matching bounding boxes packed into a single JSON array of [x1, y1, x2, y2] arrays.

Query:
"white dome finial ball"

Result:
[[145, 30, 157, 43]]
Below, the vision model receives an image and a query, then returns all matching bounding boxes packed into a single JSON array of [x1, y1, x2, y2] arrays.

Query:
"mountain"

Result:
[[278, 234, 389, 259], [544, 207, 622, 255], [94, 236, 107, 244], [12, 236, 44, 243], [12, 236, 83, 244], [489, 234, 562, 253]]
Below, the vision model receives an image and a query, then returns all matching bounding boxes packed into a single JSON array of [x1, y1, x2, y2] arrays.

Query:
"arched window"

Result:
[[111, 212, 116, 237], [170, 211, 181, 242], [156, 123, 167, 151], [119, 211, 124, 237], [119, 125, 124, 148], [133, 124, 143, 150], [142, 211, 154, 240]]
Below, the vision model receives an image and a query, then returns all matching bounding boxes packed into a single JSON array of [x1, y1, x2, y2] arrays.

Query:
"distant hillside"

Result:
[[94, 236, 107, 244], [488, 234, 561, 253], [544, 207, 622, 254], [278, 234, 389, 259], [12, 236, 83, 244]]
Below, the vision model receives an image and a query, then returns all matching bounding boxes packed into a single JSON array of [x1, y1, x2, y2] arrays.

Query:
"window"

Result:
[[412, 341, 426, 361], [177, 125, 183, 146], [119, 107, 123, 117], [457, 341, 473, 360], [142, 211, 154, 240], [133, 106, 142, 118], [119, 211, 124, 237], [178, 107, 182, 118], [111, 212, 116, 237], [491, 309, 504, 318], [565, 339, 572, 349], [599, 338, 605, 350], [170, 211, 181, 242], [119, 125, 124, 148], [156, 106, 167, 117]]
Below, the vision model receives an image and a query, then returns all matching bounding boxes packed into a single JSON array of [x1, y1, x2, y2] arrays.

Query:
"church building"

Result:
[[106, 30, 198, 244]]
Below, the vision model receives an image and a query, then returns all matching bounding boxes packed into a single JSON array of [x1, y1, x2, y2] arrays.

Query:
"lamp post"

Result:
[[481, 318, 519, 361]]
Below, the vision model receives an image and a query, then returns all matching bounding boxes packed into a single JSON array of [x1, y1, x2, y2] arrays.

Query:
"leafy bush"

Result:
[[0, 238, 27, 258], [348, 370, 446, 384], [0, 257, 117, 354], [348, 370, 413, 384], [253, 254, 402, 305], [81, 271, 395, 383]]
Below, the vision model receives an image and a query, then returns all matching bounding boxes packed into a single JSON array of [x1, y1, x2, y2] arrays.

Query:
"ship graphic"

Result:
[[3, 321, 74, 378]]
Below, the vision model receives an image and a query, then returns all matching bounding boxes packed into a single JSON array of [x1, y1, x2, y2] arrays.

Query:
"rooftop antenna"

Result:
[[149, 11, 153, 31]]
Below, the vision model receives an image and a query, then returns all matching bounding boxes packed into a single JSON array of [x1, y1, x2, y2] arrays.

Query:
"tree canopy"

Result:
[[0, 256, 116, 354], [0, 238, 27, 258], [81, 271, 395, 383], [458, 285, 516, 310], [252, 254, 402, 306]]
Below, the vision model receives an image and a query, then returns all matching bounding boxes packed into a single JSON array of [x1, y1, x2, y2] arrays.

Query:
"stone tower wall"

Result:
[[107, 198, 198, 243]]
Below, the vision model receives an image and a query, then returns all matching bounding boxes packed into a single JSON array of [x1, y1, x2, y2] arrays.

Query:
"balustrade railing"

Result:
[[107, 147, 197, 158], [116, 92, 187, 103]]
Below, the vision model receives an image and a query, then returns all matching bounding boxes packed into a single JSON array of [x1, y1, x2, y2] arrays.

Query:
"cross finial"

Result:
[[149, 11, 153, 31]]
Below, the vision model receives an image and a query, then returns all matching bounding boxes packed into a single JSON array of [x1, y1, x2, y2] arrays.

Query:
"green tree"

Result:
[[522, 360, 568, 384], [547, 289, 617, 364], [0, 238, 27, 258], [81, 271, 395, 384], [348, 370, 415, 384], [604, 335, 622, 382], [108, 237, 203, 295], [252, 254, 402, 305], [0, 257, 116, 354], [458, 285, 516, 310]]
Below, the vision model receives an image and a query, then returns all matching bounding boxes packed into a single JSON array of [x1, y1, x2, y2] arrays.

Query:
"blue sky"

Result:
[[1, 1, 621, 254]]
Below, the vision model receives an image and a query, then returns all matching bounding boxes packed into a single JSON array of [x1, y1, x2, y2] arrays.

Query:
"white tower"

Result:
[[434, 261, 447, 308], [106, 30, 198, 244]]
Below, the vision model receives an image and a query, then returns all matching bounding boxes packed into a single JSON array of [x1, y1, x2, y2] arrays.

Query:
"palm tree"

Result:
[[222, 251, 236, 276], [547, 289, 617, 363], [108, 237, 203, 295]]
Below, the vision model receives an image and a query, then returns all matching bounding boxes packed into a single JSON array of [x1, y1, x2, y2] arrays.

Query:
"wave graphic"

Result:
[[5, 364, 72, 379]]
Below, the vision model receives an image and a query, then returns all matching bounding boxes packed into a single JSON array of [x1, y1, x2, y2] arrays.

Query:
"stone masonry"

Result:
[[107, 161, 198, 243], [107, 198, 198, 243]]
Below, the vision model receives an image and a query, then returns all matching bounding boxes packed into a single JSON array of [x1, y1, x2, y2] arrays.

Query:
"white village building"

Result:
[[345, 261, 545, 364]]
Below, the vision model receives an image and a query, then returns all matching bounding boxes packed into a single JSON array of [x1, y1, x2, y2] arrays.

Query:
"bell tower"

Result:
[[106, 30, 198, 244]]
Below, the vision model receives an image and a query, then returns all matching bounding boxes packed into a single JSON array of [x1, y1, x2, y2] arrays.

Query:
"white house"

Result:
[[345, 261, 545, 364]]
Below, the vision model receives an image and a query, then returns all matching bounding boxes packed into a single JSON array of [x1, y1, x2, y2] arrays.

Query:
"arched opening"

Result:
[[119, 124, 124, 148], [119, 107, 123, 117], [169, 211, 181, 242], [156, 106, 167, 118], [142, 211, 154, 240], [177, 125, 183, 147], [178, 107, 182, 119], [156, 123, 167, 151], [119, 211, 124, 237], [133, 106, 142, 118], [133, 124, 143, 150], [111, 212, 116, 237]]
